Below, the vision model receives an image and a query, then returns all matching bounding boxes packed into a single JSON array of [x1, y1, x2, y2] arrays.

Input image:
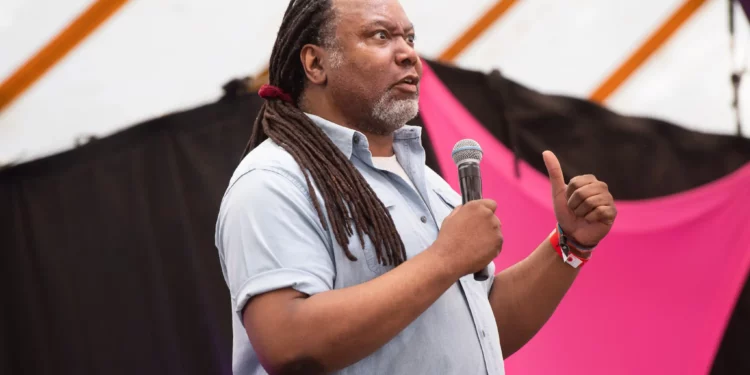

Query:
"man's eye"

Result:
[[407, 34, 416, 43], [375, 31, 388, 39]]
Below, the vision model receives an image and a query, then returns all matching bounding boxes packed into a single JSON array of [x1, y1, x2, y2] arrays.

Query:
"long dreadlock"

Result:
[[243, 0, 407, 267]]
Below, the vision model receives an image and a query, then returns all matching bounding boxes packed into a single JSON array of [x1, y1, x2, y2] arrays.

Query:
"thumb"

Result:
[[543, 150, 566, 196]]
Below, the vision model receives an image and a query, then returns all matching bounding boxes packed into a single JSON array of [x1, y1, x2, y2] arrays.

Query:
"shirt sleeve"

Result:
[[216, 167, 334, 321]]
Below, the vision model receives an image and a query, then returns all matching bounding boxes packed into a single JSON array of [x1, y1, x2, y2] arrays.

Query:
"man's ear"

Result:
[[300, 44, 327, 85]]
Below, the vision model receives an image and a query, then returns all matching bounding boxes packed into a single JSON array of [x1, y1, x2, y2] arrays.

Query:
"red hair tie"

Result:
[[258, 84, 293, 104]]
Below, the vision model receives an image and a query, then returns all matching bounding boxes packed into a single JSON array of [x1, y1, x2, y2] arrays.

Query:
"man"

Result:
[[215, 0, 617, 374]]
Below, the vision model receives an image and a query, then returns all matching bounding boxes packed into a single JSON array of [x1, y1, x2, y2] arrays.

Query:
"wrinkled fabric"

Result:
[[420, 62, 750, 375]]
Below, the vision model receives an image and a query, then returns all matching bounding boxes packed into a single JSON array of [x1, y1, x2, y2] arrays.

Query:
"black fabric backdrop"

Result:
[[1, 60, 748, 374]]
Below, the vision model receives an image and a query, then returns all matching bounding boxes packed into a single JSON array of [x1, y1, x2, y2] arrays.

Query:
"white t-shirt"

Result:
[[372, 155, 417, 192]]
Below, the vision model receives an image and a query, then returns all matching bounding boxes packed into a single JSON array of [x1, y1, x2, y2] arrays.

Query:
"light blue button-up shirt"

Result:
[[215, 114, 504, 375]]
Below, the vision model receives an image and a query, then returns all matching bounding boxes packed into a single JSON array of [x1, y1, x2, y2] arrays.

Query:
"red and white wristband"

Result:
[[549, 223, 595, 269]]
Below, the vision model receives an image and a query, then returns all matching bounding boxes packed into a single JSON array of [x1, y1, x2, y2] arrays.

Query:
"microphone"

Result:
[[452, 139, 491, 281]]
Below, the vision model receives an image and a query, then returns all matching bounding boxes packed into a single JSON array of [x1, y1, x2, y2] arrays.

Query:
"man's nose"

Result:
[[395, 39, 418, 67]]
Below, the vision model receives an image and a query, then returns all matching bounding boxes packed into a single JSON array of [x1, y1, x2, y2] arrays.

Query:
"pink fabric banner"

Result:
[[419, 62, 750, 374]]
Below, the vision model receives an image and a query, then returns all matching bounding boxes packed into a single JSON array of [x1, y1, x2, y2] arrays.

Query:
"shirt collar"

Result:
[[304, 113, 422, 160]]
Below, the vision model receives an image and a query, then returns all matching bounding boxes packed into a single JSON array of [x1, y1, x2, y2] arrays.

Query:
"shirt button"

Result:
[[482, 330, 486, 338], [420, 216, 427, 223], [353, 135, 360, 144]]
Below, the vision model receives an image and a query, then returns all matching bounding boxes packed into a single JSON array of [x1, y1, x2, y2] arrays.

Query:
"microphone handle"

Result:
[[458, 163, 491, 281]]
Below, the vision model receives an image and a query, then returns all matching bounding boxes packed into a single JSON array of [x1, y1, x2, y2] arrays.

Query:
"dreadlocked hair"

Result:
[[243, 0, 407, 267]]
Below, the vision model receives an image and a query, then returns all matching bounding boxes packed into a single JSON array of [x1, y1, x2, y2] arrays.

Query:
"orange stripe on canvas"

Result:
[[590, 0, 708, 103], [438, 0, 519, 62], [0, 0, 130, 112]]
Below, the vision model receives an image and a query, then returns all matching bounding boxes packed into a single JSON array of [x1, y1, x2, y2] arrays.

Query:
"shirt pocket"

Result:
[[355, 188, 400, 276], [431, 187, 462, 229]]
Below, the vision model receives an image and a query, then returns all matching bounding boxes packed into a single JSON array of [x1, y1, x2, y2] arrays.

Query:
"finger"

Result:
[[477, 199, 497, 213], [572, 193, 611, 217], [584, 205, 617, 224], [565, 175, 599, 201], [568, 181, 607, 210], [491, 215, 503, 229], [542, 151, 566, 197]]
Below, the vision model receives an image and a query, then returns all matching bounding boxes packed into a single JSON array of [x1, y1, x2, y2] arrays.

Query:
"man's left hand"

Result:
[[542, 150, 617, 248]]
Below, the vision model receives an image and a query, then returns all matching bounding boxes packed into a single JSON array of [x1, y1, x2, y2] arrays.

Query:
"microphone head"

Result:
[[451, 139, 483, 166]]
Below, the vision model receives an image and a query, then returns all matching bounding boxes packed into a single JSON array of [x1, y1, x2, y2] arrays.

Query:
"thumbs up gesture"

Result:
[[543, 151, 617, 248]]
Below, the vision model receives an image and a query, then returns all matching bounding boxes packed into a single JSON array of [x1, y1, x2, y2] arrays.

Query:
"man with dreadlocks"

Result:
[[215, 0, 617, 374]]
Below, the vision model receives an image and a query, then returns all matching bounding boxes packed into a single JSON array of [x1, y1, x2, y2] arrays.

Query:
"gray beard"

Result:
[[366, 90, 420, 135]]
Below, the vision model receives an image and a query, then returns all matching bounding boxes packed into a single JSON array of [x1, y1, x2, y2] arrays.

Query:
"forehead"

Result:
[[331, 0, 412, 29]]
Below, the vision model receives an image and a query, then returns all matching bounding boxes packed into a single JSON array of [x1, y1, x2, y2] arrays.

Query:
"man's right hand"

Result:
[[433, 199, 504, 278]]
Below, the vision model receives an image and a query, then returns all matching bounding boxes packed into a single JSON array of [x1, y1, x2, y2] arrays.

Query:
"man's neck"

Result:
[[301, 95, 395, 157], [361, 132, 395, 157]]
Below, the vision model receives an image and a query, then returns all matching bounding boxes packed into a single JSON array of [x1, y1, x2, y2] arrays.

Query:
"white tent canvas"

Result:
[[0, 0, 748, 165]]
